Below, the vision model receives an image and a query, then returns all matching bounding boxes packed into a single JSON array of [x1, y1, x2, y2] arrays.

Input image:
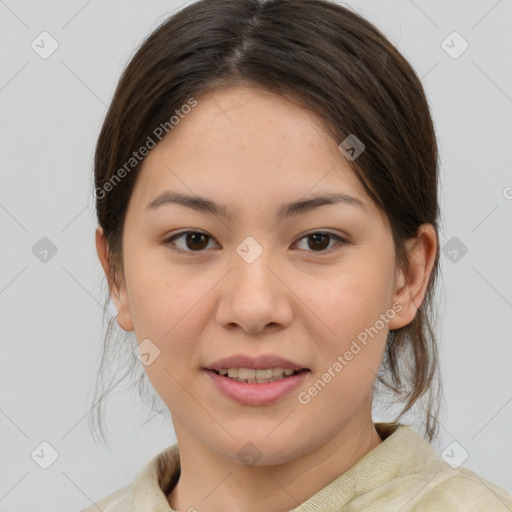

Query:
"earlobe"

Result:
[[388, 223, 438, 330], [95, 227, 134, 332]]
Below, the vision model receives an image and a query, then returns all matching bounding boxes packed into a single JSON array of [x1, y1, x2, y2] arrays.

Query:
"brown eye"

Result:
[[165, 231, 217, 252], [294, 232, 348, 253], [307, 233, 330, 251], [164, 230, 348, 255]]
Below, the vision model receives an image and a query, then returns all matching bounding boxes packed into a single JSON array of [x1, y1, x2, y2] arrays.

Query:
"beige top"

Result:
[[80, 422, 512, 511]]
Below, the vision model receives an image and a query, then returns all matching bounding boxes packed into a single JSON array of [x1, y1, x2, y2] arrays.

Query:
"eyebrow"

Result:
[[145, 190, 367, 221]]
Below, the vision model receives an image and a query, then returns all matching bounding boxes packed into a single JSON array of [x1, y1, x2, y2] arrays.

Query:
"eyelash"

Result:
[[163, 230, 349, 255]]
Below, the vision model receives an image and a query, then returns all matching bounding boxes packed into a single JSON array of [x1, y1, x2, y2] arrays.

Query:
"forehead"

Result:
[[129, 85, 380, 221]]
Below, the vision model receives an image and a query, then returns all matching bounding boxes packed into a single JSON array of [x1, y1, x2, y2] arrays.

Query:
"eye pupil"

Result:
[[308, 233, 330, 251], [186, 232, 209, 250]]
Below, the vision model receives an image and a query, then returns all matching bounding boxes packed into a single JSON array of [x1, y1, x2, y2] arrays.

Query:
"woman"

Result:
[[85, 0, 512, 510]]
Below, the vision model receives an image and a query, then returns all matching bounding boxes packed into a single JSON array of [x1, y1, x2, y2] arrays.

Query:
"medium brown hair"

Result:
[[90, 0, 443, 446]]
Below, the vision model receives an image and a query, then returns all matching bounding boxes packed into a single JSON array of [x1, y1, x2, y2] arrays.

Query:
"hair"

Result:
[[89, 0, 443, 447]]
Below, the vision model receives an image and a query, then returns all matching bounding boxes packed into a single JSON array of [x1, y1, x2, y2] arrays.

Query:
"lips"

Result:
[[205, 368, 310, 406], [203, 353, 310, 406], [204, 353, 308, 372]]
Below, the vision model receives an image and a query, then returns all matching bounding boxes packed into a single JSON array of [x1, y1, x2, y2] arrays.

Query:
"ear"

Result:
[[388, 223, 438, 330], [95, 227, 134, 332]]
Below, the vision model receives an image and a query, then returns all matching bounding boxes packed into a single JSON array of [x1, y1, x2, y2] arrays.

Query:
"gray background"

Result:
[[1, 0, 511, 510]]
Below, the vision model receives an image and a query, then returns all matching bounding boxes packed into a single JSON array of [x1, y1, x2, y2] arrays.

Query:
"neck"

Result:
[[167, 418, 383, 512]]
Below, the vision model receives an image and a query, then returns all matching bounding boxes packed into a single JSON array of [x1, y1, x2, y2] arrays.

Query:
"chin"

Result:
[[212, 435, 305, 468]]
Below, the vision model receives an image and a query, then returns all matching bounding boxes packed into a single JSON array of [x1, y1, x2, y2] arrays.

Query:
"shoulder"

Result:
[[79, 485, 129, 512], [407, 468, 512, 511], [368, 424, 512, 511], [77, 443, 180, 511]]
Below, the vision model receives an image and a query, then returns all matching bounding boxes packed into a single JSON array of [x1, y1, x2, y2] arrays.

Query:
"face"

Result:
[[99, 85, 424, 465]]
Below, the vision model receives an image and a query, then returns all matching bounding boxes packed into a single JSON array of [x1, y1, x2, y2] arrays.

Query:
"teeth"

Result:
[[239, 368, 255, 380], [256, 369, 273, 379], [218, 367, 298, 383]]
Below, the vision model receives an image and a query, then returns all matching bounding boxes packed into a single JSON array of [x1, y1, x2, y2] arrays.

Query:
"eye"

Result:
[[164, 230, 219, 252], [293, 231, 348, 253], [164, 230, 348, 254]]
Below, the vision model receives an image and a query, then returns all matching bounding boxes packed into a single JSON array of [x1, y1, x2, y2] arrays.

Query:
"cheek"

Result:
[[127, 262, 209, 406], [298, 252, 393, 382], [304, 263, 392, 337], [123, 249, 222, 387], [123, 242, 200, 337]]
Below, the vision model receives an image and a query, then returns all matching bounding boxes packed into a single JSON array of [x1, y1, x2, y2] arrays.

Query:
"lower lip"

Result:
[[204, 369, 309, 406]]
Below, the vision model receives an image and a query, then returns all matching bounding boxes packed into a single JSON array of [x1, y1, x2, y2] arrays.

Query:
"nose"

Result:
[[215, 247, 293, 334]]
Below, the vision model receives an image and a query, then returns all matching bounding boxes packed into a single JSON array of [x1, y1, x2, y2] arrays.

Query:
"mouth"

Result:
[[206, 367, 309, 384], [203, 367, 311, 406]]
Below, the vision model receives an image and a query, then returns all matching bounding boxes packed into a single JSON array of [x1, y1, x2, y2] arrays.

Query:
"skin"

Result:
[[96, 85, 437, 512]]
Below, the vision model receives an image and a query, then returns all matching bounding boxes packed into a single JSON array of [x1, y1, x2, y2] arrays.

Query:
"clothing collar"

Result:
[[124, 422, 438, 511]]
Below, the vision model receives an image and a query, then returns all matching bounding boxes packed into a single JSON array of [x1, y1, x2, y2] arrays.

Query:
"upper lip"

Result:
[[205, 354, 308, 371]]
